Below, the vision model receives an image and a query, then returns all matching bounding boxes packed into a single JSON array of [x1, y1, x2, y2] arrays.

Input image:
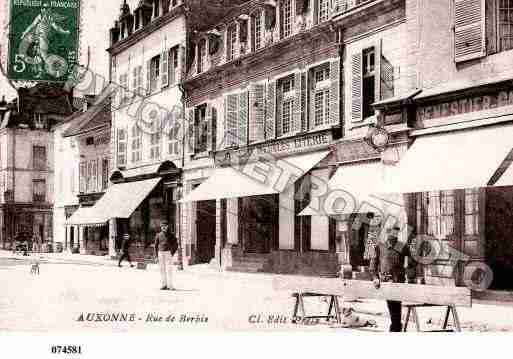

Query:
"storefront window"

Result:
[[427, 190, 455, 239], [464, 188, 480, 235], [149, 196, 163, 243], [129, 207, 144, 244]]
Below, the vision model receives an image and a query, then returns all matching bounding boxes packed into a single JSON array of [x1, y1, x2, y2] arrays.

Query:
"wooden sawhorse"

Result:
[[291, 292, 342, 324], [403, 303, 462, 332]]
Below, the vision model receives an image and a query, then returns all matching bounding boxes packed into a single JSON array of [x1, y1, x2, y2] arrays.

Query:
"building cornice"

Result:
[[107, 5, 186, 56]]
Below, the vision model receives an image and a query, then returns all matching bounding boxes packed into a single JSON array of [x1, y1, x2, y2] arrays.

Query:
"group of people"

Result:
[[118, 219, 178, 291]]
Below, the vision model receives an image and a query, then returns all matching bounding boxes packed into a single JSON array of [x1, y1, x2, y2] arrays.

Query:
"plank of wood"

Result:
[[273, 277, 471, 307]]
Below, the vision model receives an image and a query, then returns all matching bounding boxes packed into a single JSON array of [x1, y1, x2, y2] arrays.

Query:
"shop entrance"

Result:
[[196, 200, 216, 263], [240, 195, 277, 254]]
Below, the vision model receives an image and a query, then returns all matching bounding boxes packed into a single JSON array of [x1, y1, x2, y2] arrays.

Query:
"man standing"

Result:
[[370, 226, 417, 332], [118, 233, 134, 268], [154, 220, 178, 290]]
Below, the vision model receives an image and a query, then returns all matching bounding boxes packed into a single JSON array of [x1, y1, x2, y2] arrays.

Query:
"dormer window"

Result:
[[227, 24, 237, 61], [34, 113, 45, 129], [134, 12, 140, 30], [280, 0, 293, 39]]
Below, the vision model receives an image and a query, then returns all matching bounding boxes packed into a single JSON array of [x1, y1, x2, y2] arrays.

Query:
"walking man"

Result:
[[118, 233, 134, 268], [154, 220, 178, 290], [370, 226, 417, 332]]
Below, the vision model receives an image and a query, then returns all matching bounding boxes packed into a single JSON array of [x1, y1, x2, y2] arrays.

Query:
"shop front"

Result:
[[67, 161, 181, 259], [181, 130, 339, 276]]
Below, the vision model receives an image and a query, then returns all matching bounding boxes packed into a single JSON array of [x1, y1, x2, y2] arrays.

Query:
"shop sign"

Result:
[[215, 131, 332, 165], [7, 0, 80, 82], [417, 90, 513, 121]]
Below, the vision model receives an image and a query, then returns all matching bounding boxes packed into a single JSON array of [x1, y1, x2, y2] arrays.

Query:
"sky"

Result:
[[0, 0, 140, 102]]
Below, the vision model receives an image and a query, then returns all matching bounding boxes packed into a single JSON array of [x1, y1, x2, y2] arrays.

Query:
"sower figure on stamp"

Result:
[[370, 225, 417, 332], [154, 220, 178, 290], [118, 233, 134, 268]]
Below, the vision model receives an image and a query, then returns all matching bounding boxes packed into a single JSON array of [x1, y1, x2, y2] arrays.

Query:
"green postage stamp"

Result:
[[7, 0, 80, 82]]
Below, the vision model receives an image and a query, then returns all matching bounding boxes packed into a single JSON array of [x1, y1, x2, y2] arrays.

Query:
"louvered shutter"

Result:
[[211, 108, 217, 152], [265, 81, 276, 139], [313, 0, 319, 25], [146, 59, 152, 95], [276, 81, 283, 137], [329, 59, 340, 125], [292, 72, 302, 133], [186, 109, 195, 155], [132, 67, 137, 96], [351, 52, 363, 123], [307, 70, 313, 130], [178, 45, 186, 82], [454, 0, 486, 63], [161, 50, 169, 88], [169, 49, 176, 85], [299, 72, 307, 131], [380, 54, 394, 100], [239, 91, 249, 146], [225, 94, 239, 148], [374, 39, 382, 103], [249, 83, 265, 143]]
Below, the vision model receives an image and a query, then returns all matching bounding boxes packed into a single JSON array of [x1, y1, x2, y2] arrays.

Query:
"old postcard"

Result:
[[1, 0, 513, 356]]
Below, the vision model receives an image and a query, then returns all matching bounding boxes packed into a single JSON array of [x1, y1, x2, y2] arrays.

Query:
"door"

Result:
[[196, 200, 216, 263], [241, 195, 275, 254]]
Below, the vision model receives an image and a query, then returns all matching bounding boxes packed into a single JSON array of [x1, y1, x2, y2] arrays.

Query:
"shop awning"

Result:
[[299, 161, 406, 221], [384, 123, 513, 193], [180, 150, 330, 203], [66, 178, 161, 225]]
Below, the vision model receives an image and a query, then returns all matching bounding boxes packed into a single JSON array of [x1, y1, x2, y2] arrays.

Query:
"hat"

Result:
[[161, 219, 169, 225]]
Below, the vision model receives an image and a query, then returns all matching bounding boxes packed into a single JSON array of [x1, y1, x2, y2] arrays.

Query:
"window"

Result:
[[132, 66, 143, 95], [169, 47, 179, 84], [252, 11, 263, 51], [86, 161, 92, 192], [427, 191, 455, 240], [498, 0, 513, 51], [79, 162, 87, 193], [149, 120, 161, 160], [33, 145, 46, 170], [195, 105, 208, 153], [33, 180, 46, 202], [318, 0, 330, 22], [225, 94, 239, 147], [102, 158, 109, 191], [34, 113, 45, 129], [150, 55, 160, 92], [131, 125, 142, 163], [117, 128, 127, 167], [280, 0, 293, 39], [313, 66, 330, 127], [91, 160, 98, 193], [168, 122, 181, 156], [197, 39, 206, 73], [278, 76, 295, 136], [464, 189, 480, 235], [282, 99, 293, 134], [362, 47, 376, 119], [227, 25, 237, 61], [119, 73, 129, 103]]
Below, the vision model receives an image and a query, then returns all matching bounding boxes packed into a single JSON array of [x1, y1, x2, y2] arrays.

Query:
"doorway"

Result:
[[240, 195, 277, 254], [195, 200, 216, 263]]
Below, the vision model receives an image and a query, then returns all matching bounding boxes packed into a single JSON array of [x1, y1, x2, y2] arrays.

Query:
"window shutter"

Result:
[[329, 59, 340, 125], [225, 94, 239, 148], [239, 91, 249, 146], [374, 39, 382, 103], [351, 52, 363, 123], [169, 49, 176, 85], [206, 104, 213, 152], [132, 67, 137, 95], [265, 81, 276, 139], [146, 59, 152, 95], [178, 45, 186, 82], [249, 83, 266, 143], [161, 50, 169, 88], [307, 70, 314, 130], [276, 81, 283, 137], [380, 54, 394, 100], [300, 72, 307, 131], [293, 72, 302, 133], [313, 0, 319, 25], [211, 107, 217, 152], [186, 109, 195, 155], [454, 0, 486, 63]]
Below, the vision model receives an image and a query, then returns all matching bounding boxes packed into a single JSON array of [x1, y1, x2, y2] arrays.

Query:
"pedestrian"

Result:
[[370, 225, 417, 332], [118, 233, 134, 268], [154, 220, 178, 290]]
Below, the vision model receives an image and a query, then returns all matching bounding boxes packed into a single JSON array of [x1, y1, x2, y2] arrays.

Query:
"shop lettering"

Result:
[[417, 91, 513, 121], [255, 133, 329, 154]]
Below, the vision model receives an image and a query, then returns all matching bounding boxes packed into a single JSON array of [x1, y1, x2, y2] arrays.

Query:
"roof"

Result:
[[187, 0, 251, 32], [62, 93, 112, 137], [18, 83, 73, 116]]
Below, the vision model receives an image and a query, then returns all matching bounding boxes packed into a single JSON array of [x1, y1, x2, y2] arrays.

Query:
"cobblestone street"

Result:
[[2, 252, 513, 332]]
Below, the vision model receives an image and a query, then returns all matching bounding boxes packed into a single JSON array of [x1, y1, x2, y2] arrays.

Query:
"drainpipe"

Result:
[[177, 77, 186, 271]]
